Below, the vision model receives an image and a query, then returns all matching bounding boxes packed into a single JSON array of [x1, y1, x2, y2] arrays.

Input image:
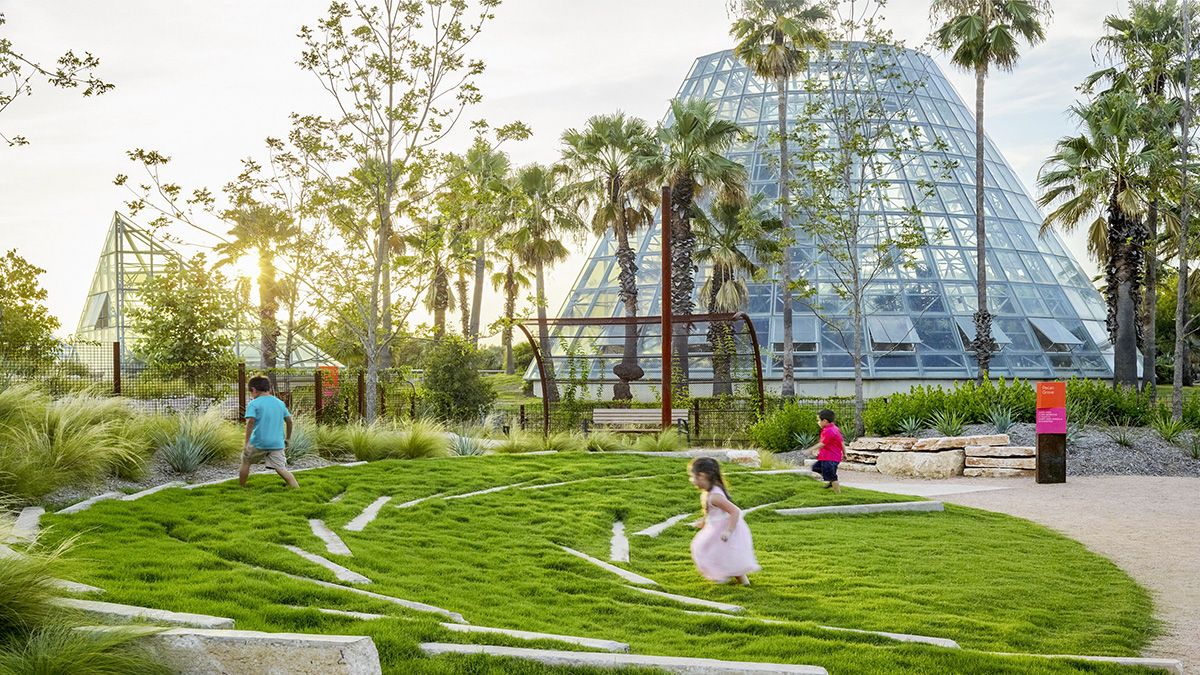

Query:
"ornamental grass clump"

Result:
[[491, 430, 541, 454], [633, 428, 686, 453], [351, 419, 448, 462], [929, 409, 965, 437], [286, 419, 316, 464], [1151, 413, 1188, 445], [1106, 425, 1135, 448], [583, 431, 629, 453]]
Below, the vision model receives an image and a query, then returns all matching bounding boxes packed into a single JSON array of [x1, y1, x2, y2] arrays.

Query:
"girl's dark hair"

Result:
[[689, 457, 727, 492]]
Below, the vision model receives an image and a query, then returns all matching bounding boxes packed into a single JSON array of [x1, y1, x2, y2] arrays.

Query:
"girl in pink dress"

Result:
[[688, 457, 761, 585]]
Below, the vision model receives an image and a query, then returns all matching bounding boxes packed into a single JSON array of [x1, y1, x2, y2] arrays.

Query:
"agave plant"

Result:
[[286, 420, 316, 463], [929, 410, 965, 437], [898, 416, 924, 437], [987, 406, 1014, 434], [447, 433, 487, 457], [792, 430, 818, 451]]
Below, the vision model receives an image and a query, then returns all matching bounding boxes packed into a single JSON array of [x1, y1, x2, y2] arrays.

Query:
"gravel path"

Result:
[[842, 471, 1200, 669]]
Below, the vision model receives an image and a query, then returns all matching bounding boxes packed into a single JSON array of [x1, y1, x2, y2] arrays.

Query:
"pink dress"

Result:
[[690, 486, 761, 582]]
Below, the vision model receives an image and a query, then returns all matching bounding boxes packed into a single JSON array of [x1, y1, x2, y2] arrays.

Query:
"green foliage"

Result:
[[1150, 413, 1188, 445], [1065, 380, 1152, 427], [750, 401, 849, 453], [792, 430, 818, 451], [286, 419, 316, 464], [447, 433, 487, 457], [583, 432, 630, 453], [898, 416, 924, 437], [541, 431, 587, 454], [154, 410, 241, 474], [864, 379, 1037, 435], [1186, 434, 1200, 460], [491, 430, 542, 454], [987, 405, 1014, 433], [346, 419, 448, 462], [929, 410, 966, 437], [127, 255, 238, 386], [0, 250, 61, 364], [421, 336, 496, 424], [1106, 425, 1135, 447], [633, 428, 687, 453]]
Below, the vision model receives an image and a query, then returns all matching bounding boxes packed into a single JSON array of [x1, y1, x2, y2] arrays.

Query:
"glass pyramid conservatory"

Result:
[[553, 46, 1115, 390]]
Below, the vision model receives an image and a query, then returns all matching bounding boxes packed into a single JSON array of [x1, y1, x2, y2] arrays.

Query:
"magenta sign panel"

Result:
[[1036, 407, 1067, 434]]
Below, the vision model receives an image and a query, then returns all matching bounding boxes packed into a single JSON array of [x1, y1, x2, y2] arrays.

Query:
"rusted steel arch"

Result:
[[516, 312, 765, 436]]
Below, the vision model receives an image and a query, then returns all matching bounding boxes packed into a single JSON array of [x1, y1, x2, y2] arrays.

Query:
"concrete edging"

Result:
[[776, 501, 944, 517], [560, 546, 657, 586], [54, 598, 234, 629], [442, 623, 629, 653], [420, 643, 827, 674]]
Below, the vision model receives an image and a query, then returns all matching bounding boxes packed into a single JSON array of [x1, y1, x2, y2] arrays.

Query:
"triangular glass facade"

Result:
[[555, 46, 1115, 382], [74, 212, 339, 370]]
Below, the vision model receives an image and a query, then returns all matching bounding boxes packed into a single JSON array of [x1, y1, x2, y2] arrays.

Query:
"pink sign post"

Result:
[[1035, 382, 1066, 483]]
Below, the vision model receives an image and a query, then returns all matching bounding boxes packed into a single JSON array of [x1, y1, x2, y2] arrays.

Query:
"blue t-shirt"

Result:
[[246, 395, 291, 450]]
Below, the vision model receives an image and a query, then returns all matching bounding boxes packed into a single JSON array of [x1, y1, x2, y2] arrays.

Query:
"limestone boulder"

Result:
[[839, 462, 880, 473], [129, 628, 382, 675], [725, 450, 761, 468], [849, 437, 916, 452], [876, 449, 964, 479], [912, 434, 1009, 451], [845, 451, 879, 464], [963, 467, 1034, 478], [964, 445, 1034, 457], [965, 456, 1036, 470]]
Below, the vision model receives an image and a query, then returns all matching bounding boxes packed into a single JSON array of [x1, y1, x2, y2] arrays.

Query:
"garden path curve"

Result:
[[842, 473, 1199, 670]]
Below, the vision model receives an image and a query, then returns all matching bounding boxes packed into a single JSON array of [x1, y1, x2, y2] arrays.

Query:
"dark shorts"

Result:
[[811, 460, 839, 482]]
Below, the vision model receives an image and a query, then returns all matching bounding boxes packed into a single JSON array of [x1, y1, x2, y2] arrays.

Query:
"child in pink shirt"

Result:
[[805, 409, 844, 493]]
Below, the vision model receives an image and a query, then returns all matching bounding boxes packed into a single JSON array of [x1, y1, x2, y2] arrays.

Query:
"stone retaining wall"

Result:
[[843, 435, 1035, 479]]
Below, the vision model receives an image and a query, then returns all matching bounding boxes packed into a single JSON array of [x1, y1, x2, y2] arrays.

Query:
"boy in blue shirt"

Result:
[[239, 375, 299, 488]]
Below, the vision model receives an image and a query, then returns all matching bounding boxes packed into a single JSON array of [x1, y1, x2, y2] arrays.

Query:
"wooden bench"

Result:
[[584, 409, 690, 440]]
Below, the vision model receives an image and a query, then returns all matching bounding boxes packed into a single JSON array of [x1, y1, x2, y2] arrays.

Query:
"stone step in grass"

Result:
[[560, 546, 657, 586], [680, 611, 960, 649], [8, 506, 43, 542], [633, 514, 691, 537], [989, 652, 1183, 675], [395, 492, 444, 508], [420, 643, 828, 675], [2, 544, 106, 594], [627, 586, 743, 613], [99, 626, 382, 675], [261, 567, 467, 624], [444, 482, 526, 500], [121, 481, 186, 501], [442, 623, 630, 653], [55, 598, 235, 629], [282, 545, 372, 584], [58, 492, 123, 514], [309, 519, 353, 556], [742, 501, 781, 515], [776, 501, 944, 517], [290, 607, 390, 621], [609, 521, 629, 563], [344, 496, 392, 532]]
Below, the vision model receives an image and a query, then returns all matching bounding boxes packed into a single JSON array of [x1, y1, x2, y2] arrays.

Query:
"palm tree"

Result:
[[460, 143, 512, 346], [731, 0, 828, 398], [213, 203, 297, 389], [514, 163, 584, 403], [1089, 0, 1184, 397], [1038, 92, 1154, 388], [648, 98, 747, 394], [694, 195, 783, 395], [561, 112, 660, 400], [931, 0, 1051, 383], [490, 232, 533, 375]]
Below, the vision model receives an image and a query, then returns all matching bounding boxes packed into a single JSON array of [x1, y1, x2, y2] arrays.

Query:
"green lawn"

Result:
[[41, 454, 1158, 674]]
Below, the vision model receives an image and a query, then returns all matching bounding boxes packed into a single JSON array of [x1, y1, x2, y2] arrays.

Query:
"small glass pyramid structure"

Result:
[[74, 212, 339, 370], [555, 46, 1115, 382]]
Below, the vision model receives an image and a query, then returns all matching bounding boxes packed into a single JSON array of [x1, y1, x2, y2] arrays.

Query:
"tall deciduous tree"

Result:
[[0, 12, 113, 146], [731, 0, 828, 398], [931, 0, 1051, 383], [561, 112, 659, 400], [0, 250, 60, 363], [647, 98, 746, 395]]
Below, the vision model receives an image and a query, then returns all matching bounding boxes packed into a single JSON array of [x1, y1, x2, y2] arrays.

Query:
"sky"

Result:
[[0, 0, 1129, 343]]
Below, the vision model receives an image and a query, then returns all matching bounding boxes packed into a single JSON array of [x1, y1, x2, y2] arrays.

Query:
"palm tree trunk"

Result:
[[708, 265, 734, 397], [470, 237, 486, 347], [613, 223, 642, 401], [1109, 197, 1145, 389], [433, 264, 448, 340], [972, 66, 993, 383], [671, 177, 695, 398], [456, 270, 470, 338], [503, 264, 517, 376], [535, 259, 559, 402], [258, 249, 280, 391], [1143, 201, 1158, 398], [380, 221, 392, 373], [778, 72, 795, 398], [1174, 9, 1192, 420]]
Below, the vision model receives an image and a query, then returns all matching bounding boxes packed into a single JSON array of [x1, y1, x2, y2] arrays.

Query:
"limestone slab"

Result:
[[340, 461, 369, 467], [561, 546, 657, 585], [55, 598, 234, 629], [633, 514, 691, 537], [420, 643, 826, 674], [680, 611, 960, 649], [845, 451, 879, 464], [309, 519, 353, 557], [627, 586, 743, 612], [964, 445, 1035, 457], [912, 434, 1009, 451], [51, 578, 105, 594], [725, 450, 761, 467], [610, 522, 629, 563], [441, 623, 629, 653], [265, 568, 466, 623], [849, 437, 917, 452], [990, 653, 1182, 675], [344, 496, 392, 532], [963, 468, 1035, 478], [776, 501, 943, 517], [131, 627, 381, 675], [329, 491, 345, 503], [741, 501, 780, 515], [876, 450, 964, 479], [294, 607, 388, 621], [58, 492, 123, 514], [122, 482, 185, 501], [839, 462, 880, 473], [522, 479, 584, 490], [8, 507, 43, 542], [444, 482, 525, 499], [395, 492, 444, 508], [965, 456, 1036, 470], [282, 545, 371, 584]]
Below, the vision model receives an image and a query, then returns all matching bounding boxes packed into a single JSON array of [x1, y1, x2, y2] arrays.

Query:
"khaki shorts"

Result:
[[243, 445, 287, 471]]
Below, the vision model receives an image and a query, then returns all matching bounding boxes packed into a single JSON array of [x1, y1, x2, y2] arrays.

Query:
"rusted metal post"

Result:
[[661, 185, 673, 430], [314, 369, 324, 420], [357, 372, 366, 419], [519, 404, 527, 431], [410, 393, 416, 421], [112, 342, 121, 396], [693, 397, 701, 439], [237, 363, 247, 420], [379, 383, 386, 418]]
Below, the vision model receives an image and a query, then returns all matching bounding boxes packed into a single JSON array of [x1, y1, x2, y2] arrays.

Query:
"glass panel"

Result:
[[904, 282, 945, 313], [1012, 284, 1048, 315], [738, 96, 763, 123], [932, 248, 971, 280], [914, 317, 961, 351]]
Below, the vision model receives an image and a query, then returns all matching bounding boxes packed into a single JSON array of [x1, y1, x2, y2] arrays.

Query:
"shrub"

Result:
[[748, 403, 821, 453], [349, 419, 448, 462], [864, 378, 1037, 435], [421, 336, 496, 423], [541, 431, 587, 453], [447, 434, 487, 457], [633, 428, 686, 453], [929, 410, 965, 436], [1065, 380, 1151, 426], [155, 410, 237, 473], [287, 419, 316, 464]]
